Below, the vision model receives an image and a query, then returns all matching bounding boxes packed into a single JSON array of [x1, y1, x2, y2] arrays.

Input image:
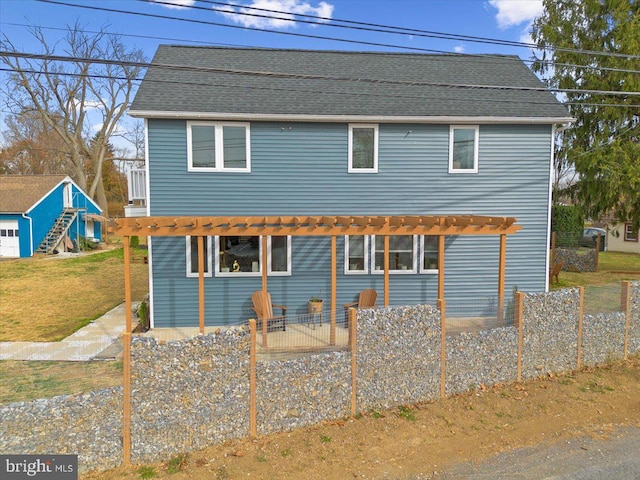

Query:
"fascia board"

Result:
[[129, 110, 575, 125]]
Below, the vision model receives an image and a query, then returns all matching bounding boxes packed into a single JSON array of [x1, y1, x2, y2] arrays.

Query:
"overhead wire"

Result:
[[0, 66, 634, 110], [2, 50, 639, 98], [37, 0, 640, 62]]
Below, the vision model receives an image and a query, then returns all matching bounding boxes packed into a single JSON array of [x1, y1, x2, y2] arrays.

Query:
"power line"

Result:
[[38, 0, 640, 63], [3, 50, 639, 98], [4, 20, 639, 77], [0, 66, 635, 110], [191, 0, 640, 60]]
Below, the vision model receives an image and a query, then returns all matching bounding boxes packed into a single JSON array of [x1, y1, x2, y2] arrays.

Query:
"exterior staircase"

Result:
[[36, 208, 78, 254]]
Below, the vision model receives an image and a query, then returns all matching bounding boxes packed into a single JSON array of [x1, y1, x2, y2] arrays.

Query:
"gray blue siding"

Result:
[[147, 120, 552, 327]]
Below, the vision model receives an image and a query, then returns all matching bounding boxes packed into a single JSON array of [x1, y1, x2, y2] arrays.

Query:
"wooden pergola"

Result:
[[110, 213, 520, 464], [111, 214, 521, 335]]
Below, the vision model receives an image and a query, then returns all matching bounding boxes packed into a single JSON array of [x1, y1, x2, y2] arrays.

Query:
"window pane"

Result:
[[352, 128, 374, 169], [348, 235, 366, 271], [221, 236, 259, 272], [190, 236, 209, 274], [270, 236, 288, 272], [192, 126, 216, 168], [452, 128, 475, 170], [223, 126, 247, 169], [374, 235, 413, 270], [423, 236, 438, 270]]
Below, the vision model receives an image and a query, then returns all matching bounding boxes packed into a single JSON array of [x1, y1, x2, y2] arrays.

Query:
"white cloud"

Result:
[[454, 44, 465, 53], [149, 0, 196, 10], [217, 0, 334, 29], [488, 0, 543, 29]]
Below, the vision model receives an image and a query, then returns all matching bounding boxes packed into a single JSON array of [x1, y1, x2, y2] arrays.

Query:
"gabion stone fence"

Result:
[[0, 282, 638, 473]]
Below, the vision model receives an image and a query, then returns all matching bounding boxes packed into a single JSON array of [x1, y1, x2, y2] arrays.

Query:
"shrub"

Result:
[[552, 205, 584, 247]]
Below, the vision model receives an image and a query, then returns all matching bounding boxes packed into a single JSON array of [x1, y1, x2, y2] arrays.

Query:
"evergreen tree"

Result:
[[531, 0, 640, 228]]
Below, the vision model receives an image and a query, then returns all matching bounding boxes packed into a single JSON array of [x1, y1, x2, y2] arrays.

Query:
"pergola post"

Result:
[[197, 236, 205, 335], [497, 234, 506, 324], [383, 234, 390, 306], [438, 235, 445, 300], [261, 235, 268, 293], [330, 235, 337, 346]]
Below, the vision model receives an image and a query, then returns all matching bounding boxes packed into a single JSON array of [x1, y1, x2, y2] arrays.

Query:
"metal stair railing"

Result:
[[36, 208, 79, 254]]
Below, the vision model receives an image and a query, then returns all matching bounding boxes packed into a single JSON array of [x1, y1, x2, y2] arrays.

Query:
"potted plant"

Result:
[[308, 292, 323, 314]]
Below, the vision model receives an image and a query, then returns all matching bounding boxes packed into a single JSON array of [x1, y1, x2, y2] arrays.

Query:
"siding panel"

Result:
[[148, 120, 551, 327]]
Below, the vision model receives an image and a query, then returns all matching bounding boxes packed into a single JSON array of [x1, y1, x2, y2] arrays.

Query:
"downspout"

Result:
[[22, 213, 33, 257]]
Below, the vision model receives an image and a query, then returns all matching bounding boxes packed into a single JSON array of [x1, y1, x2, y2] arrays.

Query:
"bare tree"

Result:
[[1, 22, 145, 215]]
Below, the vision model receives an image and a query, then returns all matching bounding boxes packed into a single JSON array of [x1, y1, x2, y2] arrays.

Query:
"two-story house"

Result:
[[129, 46, 572, 329]]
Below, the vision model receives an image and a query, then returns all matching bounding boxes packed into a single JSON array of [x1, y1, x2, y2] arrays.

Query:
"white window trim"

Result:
[[371, 235, 418, 274], [348, 124, 379, 173], [187, 121, 251, 172], [186, 236, 213, 278], [419, 235, 440, 274], [448, 125, 479, 174], [624, 223, 638, 242], [267, 235, 292, 276], [344, 235, 369, 275], [214, 236, 291, 277]]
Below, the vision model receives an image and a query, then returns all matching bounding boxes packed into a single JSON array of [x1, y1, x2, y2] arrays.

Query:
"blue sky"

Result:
[[1, 0, 544, 59], [0, 0, 546, 154]]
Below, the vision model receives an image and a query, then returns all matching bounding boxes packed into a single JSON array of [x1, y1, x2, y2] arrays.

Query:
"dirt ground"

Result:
[[85, 354, 640, 480]]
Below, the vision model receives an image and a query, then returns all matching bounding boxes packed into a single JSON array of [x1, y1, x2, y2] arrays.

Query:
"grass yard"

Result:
[[551, 251, 640, 313], [0, 360, 122, 404], [0, 244, 149, 342], [551, 251, 640, 289]]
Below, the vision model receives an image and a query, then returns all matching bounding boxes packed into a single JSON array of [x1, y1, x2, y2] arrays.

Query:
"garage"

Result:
[[0, 220, 20, 257]]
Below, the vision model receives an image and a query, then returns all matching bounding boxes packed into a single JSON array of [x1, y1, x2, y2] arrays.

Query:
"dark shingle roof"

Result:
[[0, 175, 67, 213], [131, 46, 570, 121]]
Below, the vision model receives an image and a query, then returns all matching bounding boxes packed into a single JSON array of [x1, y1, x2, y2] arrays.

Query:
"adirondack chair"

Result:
[[549, 262, 563, 285], [342, 289, 378, 327], [251, 290, 287, 332]]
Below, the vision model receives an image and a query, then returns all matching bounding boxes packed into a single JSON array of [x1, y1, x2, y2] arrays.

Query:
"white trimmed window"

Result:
[[372, 235, 417, 274], [345, 235, 369, 274], [625, 223, 638, 242], [186, 236, 213, 277], [215, 236, 291, 277], [187, 121, 251, 172], [268, 236, 292, 276], [348, 124, 378, 173], [449, 125, 479, 173], [420, 236, 439, 274]]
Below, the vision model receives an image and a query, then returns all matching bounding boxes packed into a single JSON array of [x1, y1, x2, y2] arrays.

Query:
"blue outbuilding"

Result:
[[0, 175, 102, 258]]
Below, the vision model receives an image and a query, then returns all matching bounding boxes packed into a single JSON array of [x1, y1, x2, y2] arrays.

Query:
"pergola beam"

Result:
[[109, 215, 522, 237]]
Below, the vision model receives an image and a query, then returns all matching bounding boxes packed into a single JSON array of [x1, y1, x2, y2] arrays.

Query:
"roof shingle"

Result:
[[131, 46, 570, 120], [0, 175, 68, 213]]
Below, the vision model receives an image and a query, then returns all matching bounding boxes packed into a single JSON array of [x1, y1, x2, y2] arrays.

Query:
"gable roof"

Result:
[[0, 175, 101, 214], [0, 175, 69, 213], [130, 46, 572, 123]]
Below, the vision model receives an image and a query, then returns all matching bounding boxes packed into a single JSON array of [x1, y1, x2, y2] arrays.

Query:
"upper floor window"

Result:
[[449, 125, 479, 173], [186, 236, 212, 278], [344, 235, 369, 274], [625, 223, 638, 242], [348, 124, 378, 173], [187, 121, 251, 172]]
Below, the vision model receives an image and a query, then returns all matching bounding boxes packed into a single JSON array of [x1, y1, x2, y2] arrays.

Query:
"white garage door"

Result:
[[0, 220, 20, 257]]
